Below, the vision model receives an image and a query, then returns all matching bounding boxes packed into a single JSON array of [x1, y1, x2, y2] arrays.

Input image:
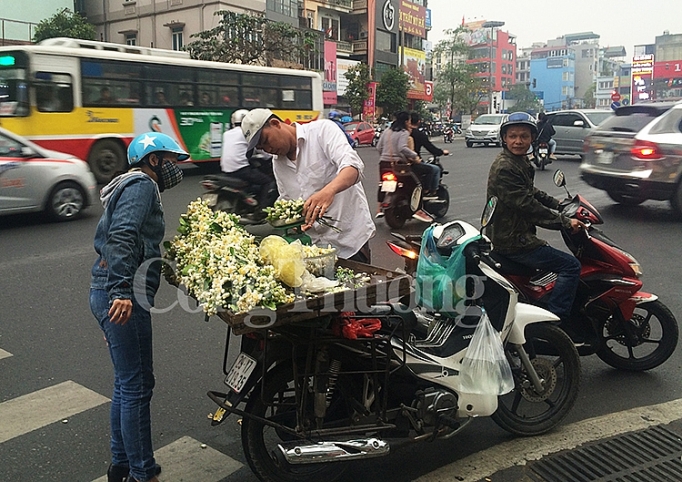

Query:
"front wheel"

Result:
[[241, 365, 350, 482], [596, 300, 679, 371], [492, 323, 580, 436], [46, 181, 86, 221], [466, 141, 473, 148]]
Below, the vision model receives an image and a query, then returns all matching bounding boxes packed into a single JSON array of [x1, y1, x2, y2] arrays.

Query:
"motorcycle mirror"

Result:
[[553, 169, 572, 198], [481, 197, 497, 228]]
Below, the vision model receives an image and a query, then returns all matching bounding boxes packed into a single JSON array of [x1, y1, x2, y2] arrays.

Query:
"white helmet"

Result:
[[231, 109, 249, 127]]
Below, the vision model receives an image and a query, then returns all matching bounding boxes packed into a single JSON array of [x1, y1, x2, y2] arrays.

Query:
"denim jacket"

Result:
[[91, 171, 164, 307]]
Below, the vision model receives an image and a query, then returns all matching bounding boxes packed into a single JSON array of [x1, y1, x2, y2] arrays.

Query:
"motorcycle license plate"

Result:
[[381, 180, 397, 192], [202, 193, 219, 206], [539, 148, 548, 155], [224, 353, 257, 393]]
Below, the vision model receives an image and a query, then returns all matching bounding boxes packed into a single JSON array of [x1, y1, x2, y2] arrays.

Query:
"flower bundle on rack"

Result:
[[263, 198, 305, 224], [164, 199, 295, 316]]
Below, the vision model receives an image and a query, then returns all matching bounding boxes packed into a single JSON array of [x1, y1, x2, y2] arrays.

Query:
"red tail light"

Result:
[[387, 242, 418, 259], [631, 140, 663, 160], [382, 172, 397, 182]]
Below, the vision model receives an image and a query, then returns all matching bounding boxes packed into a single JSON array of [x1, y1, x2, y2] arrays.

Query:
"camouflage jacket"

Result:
[[486, 149, 572, 254]]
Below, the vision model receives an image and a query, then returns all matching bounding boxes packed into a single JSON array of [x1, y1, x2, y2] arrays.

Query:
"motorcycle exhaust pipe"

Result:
[[277, 438, 389, 465]]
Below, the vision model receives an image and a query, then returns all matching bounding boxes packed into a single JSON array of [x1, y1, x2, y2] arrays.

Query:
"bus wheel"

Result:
[[88, 139, 126, 183]]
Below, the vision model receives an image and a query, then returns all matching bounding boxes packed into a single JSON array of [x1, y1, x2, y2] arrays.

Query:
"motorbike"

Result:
[[200, 154, 277, 225], [207, 199, 580, 482], [378, 155, 450, 229], [531, 141, 551, 170], [443, 126, 455, 143], [372, 127, 381, 147], [388, 170, 679, 372]]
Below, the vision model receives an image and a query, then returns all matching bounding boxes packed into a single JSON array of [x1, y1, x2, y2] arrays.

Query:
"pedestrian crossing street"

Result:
[[0, 348, 244, 481]]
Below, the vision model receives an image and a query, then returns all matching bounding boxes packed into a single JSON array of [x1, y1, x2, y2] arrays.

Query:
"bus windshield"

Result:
[[0, 51, 29, 116]]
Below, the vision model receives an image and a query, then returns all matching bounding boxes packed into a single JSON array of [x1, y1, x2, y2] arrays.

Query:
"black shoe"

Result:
[[113, 464, 161, 482]]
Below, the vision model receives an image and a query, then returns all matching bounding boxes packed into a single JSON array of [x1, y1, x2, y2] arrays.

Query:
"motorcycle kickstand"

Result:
[[510, 343, 546, 393]]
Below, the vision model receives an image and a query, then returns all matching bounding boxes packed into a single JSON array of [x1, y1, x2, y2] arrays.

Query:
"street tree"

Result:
[[33, 8, 96, 43], [184, 11, 317, 67], [376, 68, 409, 115], [343, 63, 371, 118], [583, 83, 596, 109], [506, 84, 542, 113]]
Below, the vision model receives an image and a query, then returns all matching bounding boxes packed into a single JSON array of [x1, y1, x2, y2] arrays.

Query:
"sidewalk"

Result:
[[414, 398, 682, 482]]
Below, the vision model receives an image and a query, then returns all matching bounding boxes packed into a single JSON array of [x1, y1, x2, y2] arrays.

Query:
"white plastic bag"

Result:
[[457, 311, 514, 395]]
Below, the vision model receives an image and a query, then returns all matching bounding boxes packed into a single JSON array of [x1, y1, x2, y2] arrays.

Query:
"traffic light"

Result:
[[532, 78, 537, 89]]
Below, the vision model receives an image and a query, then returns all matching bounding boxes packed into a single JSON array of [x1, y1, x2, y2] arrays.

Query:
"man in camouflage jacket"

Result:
[[486, 112, 584, 324]]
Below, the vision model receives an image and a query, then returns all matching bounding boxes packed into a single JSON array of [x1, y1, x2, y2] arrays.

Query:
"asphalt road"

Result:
[[1, 137, 681, 481]]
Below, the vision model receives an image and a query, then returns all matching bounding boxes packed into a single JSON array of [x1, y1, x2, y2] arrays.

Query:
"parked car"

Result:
[[580, 101, 682, 213], [544, 109, 614, 155], [465, 113, 508, 147], [0, 127, 97, 221], [343, 121, 376, 147]]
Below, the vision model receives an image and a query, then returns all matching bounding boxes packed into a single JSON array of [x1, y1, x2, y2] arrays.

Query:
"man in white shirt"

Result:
[[241, 108, 376, 262], [220, 109, 276, 214]]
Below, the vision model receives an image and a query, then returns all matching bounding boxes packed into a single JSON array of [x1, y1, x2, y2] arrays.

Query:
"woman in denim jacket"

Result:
[[90, 132, 188, 482]]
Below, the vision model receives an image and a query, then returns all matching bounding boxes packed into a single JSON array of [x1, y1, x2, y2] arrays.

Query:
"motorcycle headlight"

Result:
[[619, 249, 643, 277]]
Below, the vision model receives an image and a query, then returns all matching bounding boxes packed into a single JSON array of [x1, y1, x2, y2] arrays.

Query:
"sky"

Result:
[[426, 0, 678, 59]]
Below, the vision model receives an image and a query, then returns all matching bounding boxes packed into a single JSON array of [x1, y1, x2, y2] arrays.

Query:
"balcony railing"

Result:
[[352, 40, 368, 54], [336, 40, 352, 53], [320, 0, 352, 10]]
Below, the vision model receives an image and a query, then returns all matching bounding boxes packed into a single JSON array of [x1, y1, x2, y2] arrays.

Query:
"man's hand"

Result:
[[109, 298, 133, 325], [569, 218, 587, 233], [303, 187, 335, 226], [442, 149, 449, 156]]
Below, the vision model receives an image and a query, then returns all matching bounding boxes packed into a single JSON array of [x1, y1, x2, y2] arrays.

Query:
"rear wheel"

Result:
[[242, 364, 350, 482], [384, 206, 407, 229], [88, 139, 126, 184], [596, 300, 678, 371], [607, 190, 646, 206], [352, 138, 359, 148], [492, 323, 580, 436], [46, 181, 86, 222]]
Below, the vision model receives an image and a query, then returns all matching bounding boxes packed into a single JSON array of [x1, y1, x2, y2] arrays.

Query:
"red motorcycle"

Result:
[[388, 170, 679, 371]]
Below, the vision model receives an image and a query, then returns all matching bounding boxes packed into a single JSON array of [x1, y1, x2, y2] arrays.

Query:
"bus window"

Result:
[[83, 80, 141, 106], [219, 86, 239, 107], [281, 76, 312, 90], [34, 72, 73, 113], [199, 90, 217, 106], [242, 87, 278, 108], [198, 70, 239, 86], [283, 90, 312, 110]]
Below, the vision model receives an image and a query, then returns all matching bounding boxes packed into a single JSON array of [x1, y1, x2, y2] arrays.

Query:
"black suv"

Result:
[[580, 101, 682, 213]]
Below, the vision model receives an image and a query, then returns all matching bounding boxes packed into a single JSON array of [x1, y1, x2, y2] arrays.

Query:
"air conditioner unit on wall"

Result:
[[359, 31, 368, 39]]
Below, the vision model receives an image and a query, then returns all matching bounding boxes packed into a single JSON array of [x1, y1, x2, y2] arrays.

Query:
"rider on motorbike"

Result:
[[486, 112, 585, 330], [409, 112, 449, 162], [537, 112, 557, 160], [220, 109, 276, 219]]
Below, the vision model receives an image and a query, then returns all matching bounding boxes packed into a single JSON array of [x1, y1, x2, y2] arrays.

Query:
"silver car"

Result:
[[0, 127, 97, 221], [580, 101, 682, 213], [465, 114, 508, 147], [545, 109, 614, 155]]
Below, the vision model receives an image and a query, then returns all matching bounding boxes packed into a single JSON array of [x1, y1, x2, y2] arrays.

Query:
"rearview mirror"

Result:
[[481, 197, 497, 228], [553, 170, 566, 188], [573, 120, 585, 127], [21, 146, 37, 157]]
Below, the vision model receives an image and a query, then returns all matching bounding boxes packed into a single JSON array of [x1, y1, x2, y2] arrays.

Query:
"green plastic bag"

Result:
[[416, 226, 478, 315]]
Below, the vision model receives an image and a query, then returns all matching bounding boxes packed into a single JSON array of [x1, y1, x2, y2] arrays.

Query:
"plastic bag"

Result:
[[299, 270, 338, 293], [416, 226, 475, 314], [457, 311, 514, 396], [259, 236, 306, 288]]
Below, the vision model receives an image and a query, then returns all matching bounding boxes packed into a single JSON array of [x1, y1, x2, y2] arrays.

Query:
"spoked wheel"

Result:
[[492, 324, 580, 436], [596, 300, 679, 371], [384, 206, 407, 229], [242, 365, 351, 482]]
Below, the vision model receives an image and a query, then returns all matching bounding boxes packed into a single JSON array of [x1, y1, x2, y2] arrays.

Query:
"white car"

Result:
[[465, 114, 509, 147], [0, 127, 97, 221]]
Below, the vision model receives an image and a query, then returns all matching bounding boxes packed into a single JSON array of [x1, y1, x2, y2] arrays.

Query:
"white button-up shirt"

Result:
[[220, 127, 249, 173], [273, 119, 376, 259]]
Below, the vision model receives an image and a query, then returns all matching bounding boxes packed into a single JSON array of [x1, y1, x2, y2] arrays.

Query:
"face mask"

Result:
[[156, 159, 183, 192]]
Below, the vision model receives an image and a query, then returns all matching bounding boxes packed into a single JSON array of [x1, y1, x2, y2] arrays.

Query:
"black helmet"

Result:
[[500, 112, 538, 139]]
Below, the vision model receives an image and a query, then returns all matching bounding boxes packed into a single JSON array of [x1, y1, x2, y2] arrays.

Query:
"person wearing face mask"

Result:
[[90, 132, 189, 482]]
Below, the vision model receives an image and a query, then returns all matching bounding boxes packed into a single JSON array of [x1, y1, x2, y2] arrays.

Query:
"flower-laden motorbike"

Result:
[[205, 199, 580, 482]]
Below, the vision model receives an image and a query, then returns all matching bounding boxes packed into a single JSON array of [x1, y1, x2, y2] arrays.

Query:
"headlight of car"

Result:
[[465, 129, 472, 135], [490, 129, 499, 135]]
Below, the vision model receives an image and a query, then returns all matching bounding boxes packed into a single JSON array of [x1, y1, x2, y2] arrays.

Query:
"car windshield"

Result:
[[584, 111, 614, 127], [595, 106, 670, 134], [473, 114, 505, 125], [343, 124, 357, 132]]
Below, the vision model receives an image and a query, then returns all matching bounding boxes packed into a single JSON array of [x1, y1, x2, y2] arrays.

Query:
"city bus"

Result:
[[0, 38, 323, 182]]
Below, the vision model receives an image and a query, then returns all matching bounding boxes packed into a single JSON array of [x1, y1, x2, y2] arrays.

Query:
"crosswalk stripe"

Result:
[[0, 380, 109, 444], [92, 436, 243, 482], [0, 348, 11, 360]]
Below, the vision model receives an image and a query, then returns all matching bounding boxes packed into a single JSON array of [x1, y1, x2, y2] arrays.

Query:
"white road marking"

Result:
[[0, 348, 12, 360], [0, 380, 109, 444], [415, 397, 682, 482], [92, 436, 243, 482]]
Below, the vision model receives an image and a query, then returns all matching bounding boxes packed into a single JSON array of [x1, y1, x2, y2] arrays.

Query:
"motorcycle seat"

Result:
[[489, 252, 539, 277], [365, 303, 418, 332], [203, 174, 250, 189]]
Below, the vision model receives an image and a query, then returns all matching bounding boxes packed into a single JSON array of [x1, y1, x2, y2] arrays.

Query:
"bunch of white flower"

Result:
[[164, 199, 296, 316], [263, 198, 305, 224]]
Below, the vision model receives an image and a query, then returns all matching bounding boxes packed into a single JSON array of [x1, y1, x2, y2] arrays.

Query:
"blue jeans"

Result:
[[411, 162, 440, 193], [90, 289, 157, 482], [505, 245, 581, 319]]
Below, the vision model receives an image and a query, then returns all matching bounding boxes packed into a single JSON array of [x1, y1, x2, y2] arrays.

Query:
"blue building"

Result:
[[530, 45, 575, 111]]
